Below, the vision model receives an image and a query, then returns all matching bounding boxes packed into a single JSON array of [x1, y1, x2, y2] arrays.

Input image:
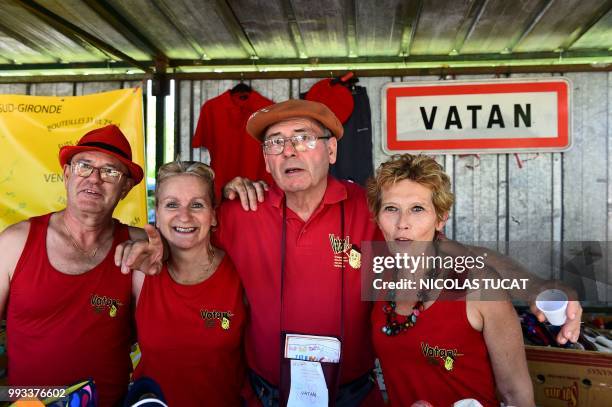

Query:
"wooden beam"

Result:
[[507, 0, 555, 52], [560, 0, 612, 50], [345, 0, 358, 57], [398, 0, 424, 56], [169, 63, 612, 78], [169, 50, 612, 67], [83, 0, 163, 59], [15, 0, 153, 73], [154, 0, 209, 59], [0, 48, 610, 74], [0, 63, 609, 84], [214, 0, 258, 58], [0, 54, 14, 64], [0, 61, 136, 70], [15, 1, 106, 60], [279, 0, 308, 58], [0, 20, 60, 62], [0, 73, 147, 83], [453, 0, 489, 54]]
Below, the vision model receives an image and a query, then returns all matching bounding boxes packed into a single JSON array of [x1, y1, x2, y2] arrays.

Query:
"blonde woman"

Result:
[[367, 154, 534, 407], [132, 161, 246, 406]]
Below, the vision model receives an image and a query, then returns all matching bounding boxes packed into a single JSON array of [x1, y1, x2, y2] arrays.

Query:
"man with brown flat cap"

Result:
[[219, 99, 385, 406], [0, 125, 161, 407]]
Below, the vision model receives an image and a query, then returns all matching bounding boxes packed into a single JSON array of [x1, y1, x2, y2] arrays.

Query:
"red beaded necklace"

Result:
[[382, 235, 442, 336], [381, 300, 425, 336]]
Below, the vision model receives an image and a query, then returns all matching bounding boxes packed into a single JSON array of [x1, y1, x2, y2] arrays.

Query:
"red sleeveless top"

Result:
[[372, 300, 499, 407], [7, 213, 133, 407], [134, 256, 246, 407]]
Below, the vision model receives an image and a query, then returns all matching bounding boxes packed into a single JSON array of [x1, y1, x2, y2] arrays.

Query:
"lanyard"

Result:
[[279, 197, 346, 404]]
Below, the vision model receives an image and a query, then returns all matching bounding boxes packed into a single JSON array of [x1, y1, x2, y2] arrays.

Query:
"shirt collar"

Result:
[[226, 89, 262, 110]]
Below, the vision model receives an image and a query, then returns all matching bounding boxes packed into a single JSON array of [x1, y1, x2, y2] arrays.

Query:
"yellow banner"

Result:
[[0, 88, 147, 232]]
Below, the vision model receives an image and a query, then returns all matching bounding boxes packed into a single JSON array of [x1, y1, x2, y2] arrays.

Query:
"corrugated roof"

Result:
[[0, 0, 609, 75]]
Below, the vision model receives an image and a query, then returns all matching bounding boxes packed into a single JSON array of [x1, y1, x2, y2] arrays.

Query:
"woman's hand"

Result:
[[530, 299, 582, 344], [451, 242, 583, 345]]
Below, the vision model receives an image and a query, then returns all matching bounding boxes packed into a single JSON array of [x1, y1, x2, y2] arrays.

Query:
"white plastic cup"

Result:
[[535, 289, 568, 326]]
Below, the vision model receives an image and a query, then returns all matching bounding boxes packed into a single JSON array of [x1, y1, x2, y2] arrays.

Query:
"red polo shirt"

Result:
[[216, 176, 378, 386], [192, 90, 274, 199]]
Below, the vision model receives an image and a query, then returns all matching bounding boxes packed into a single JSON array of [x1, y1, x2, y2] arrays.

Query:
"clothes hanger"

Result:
[[231, 82, 252, 94], [330, 72, 359, 90], [331, 71, 353, 84], [231, 73, 252, 99]]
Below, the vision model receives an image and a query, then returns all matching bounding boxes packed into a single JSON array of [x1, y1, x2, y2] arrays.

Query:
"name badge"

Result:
[[284, 334, 341, 363]]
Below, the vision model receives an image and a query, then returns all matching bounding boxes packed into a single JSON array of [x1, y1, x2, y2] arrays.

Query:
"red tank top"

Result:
[[134, 255, 246, 407], [372, 300, 499, 407], [7, 213, 133, 407]]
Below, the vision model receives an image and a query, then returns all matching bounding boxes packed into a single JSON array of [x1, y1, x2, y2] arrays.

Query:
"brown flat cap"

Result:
[[246, 99, 344, 141]]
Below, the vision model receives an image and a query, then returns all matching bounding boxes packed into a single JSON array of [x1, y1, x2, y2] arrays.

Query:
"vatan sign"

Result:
[[382, 78, 571, 154], [0, 88, 147, 232]]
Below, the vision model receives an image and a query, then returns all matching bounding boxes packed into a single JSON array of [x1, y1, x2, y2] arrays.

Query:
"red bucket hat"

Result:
[[59, 125, 144, 184]]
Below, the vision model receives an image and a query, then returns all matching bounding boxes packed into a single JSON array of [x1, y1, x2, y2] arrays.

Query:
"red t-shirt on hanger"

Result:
[[192, 90, 274, 200]]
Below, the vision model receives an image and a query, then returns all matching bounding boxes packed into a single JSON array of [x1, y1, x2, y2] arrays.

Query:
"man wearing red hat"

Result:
[[0, 125, 160, 407]]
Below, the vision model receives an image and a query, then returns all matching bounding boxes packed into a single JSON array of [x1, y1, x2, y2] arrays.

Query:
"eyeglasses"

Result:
[[262, 132, 332, 155], [71, 161, 125, 184]]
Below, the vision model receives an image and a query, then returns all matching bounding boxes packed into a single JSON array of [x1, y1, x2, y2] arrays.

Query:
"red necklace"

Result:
[[381, 300, 424, 336]]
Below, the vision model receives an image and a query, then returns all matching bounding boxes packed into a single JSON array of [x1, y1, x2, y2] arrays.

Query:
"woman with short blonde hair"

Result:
[[368, 154, 534, 407], [132, 160, 246, 407]]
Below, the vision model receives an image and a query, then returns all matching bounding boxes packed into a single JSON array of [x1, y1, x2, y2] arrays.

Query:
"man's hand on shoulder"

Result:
[[223, 176, 269, 211], [115, 224, 164, 275]]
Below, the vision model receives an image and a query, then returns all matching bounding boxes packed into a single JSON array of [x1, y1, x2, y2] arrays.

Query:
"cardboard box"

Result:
[[525, 345, 612, 407]]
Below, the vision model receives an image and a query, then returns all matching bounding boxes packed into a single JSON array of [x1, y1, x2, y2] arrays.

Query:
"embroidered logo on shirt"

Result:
[[421, 342, 463, 371], [329, 234, 361, 269], [90, 294, 123, 318], [201, 309, 234, 330]]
